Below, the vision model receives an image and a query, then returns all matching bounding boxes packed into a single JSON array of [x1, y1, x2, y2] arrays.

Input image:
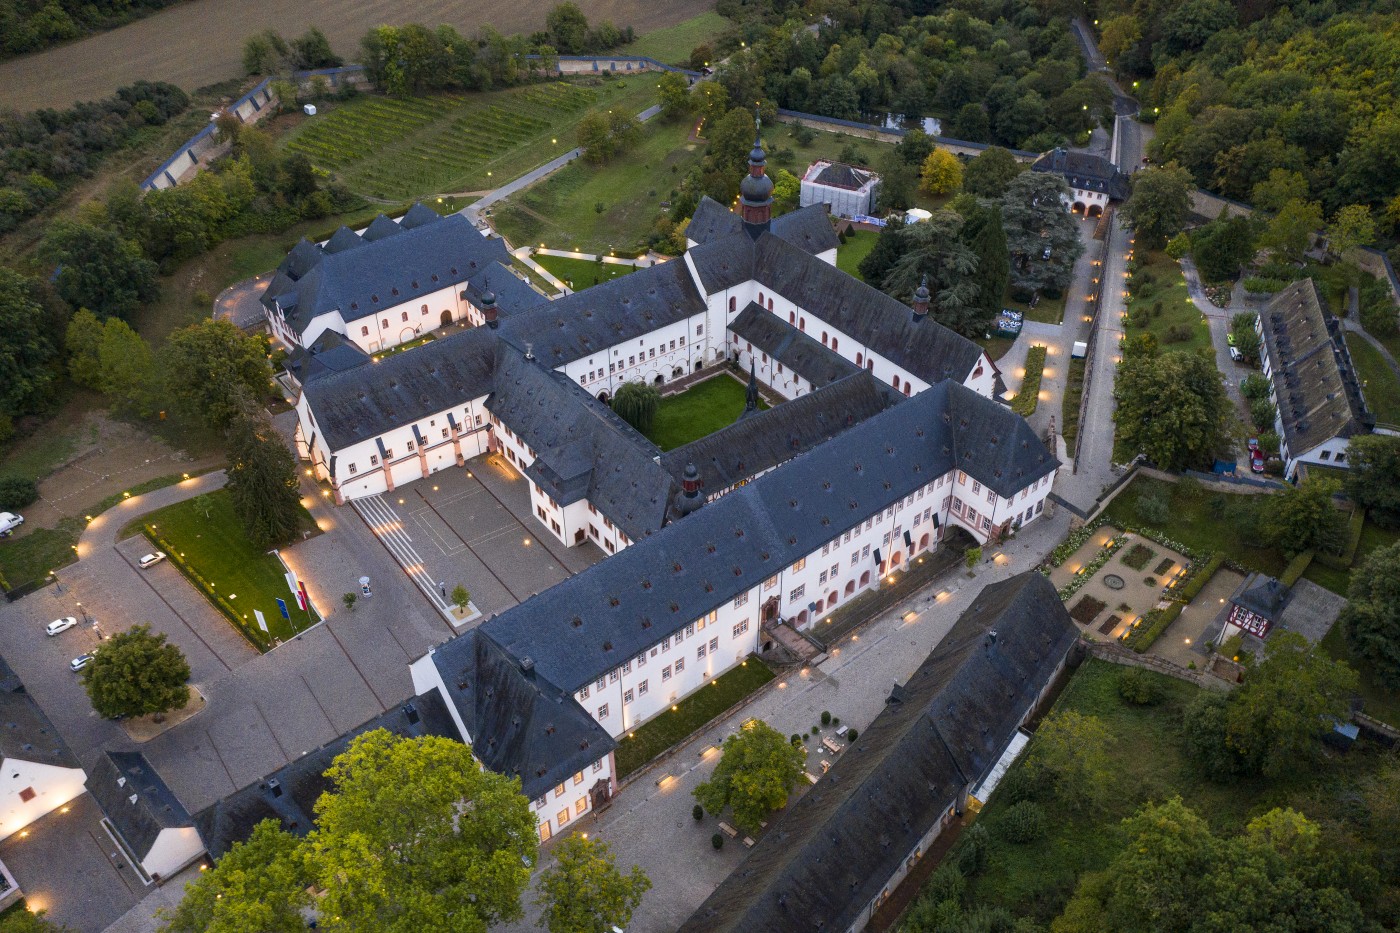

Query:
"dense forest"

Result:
[[0, 0, 186, 59]]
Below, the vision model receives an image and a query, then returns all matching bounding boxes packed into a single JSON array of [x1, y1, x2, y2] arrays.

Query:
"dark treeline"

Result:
[[0, 0, 186, 60]]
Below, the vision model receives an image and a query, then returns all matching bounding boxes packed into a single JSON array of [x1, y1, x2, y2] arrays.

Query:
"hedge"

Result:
[[1171, 551, 1225, 604], [1280, 550, 1314, 586], [1123, 602, 1184, 652], [1313, 507, 1365, 571], [1012, 345, 1046, 417]]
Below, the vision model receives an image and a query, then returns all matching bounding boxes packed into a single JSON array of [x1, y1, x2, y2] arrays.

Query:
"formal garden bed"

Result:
[[1047, 524, 1190, 642], [1011, 345, 1046, 417]]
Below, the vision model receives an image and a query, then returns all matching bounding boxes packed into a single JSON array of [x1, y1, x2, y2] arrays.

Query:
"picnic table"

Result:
[[718, 821, 739, 838], [821, 737, 843, 755]]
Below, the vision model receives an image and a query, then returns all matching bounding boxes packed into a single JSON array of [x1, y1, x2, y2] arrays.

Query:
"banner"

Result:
[[254, 609, 268, 633], [285, 571, 300, 598], [276, 598, 290, 620], [297, 581, 309, 612]]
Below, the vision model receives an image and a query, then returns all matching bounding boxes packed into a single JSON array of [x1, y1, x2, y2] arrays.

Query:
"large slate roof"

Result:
[[88, 751, 192, 861], [261, 210, 525, 335], [300, 326, 498, 451], [729, 302, 862, 388], [437, 381, 1056, 696], [1259, 279, 1373, 456], [1030, 148, 1130, 200], [498, 259, 706, 369], [678, 572, 1077, 933], [0, 656, 79, 769], [686, 196, 743, 245], [486, 346, 674, 541], [425, 630, 617, 801], [286, 329, 372, 385], [770, 203, 841, 254], [660, 372, 899, 505], [194, 692, 458, 860]]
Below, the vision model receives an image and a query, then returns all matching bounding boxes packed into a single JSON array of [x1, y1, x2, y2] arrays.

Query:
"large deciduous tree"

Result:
[[158, 820, 310, 933], [694, 720, 805, 833], [1260, 199, 1323, 260], [306, 730, 538, 932], [611, 382, 660, 434], [920, 149, 963, 196], [1022, 711, 1115, 811], [1000, 172, 1083, 294], [158, 319, 271, 430], [658, 71, 692, 121], [1260, 478, 1346, 557], [81, 623, 191, 720], [961, 147, 1023, 199], [535, 835, 651, 933], [1344, 435, 1400, 527], [225, 409, 304, 549], [42, 220, 158, 321], [0, 269, 59, 425], [1114, 351, 1229, 470], [1120, 163, 1193, 249], [1341, 541, 1400, 687]]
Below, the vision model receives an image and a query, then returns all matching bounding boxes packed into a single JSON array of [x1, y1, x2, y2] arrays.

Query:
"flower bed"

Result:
[[1057, 533, 1127, 601], [1121, 543, 1156, 571], [1048, 517, 1111, 567], [1070, 595, 1107, 623]]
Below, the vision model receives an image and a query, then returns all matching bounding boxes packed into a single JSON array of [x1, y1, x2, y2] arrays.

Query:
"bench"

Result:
[[820, 758, 832, 773], [835, 725, 849, 737], [743, 836, 757, 848], [821, 737, 842, 755], [804, 771, 820, 785], [718, 821, 739, 838]]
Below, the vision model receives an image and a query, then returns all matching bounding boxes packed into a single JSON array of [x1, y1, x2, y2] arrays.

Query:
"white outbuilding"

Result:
[[800, 161, 880, 218]]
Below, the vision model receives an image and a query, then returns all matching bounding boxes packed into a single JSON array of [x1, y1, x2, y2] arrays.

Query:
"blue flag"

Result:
[[277, 597, 290, 620]]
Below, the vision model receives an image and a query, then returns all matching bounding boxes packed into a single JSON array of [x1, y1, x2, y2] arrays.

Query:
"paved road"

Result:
[[491, 510, 1074, 933], [1181, 256, 1255, 459], [214, 274, 271, 330]]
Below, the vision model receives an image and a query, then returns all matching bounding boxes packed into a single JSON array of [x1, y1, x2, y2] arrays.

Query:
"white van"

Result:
[[0, 513, 22, 537]]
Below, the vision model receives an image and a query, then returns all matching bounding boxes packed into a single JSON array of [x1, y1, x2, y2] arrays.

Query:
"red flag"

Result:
[[297, 580, 309, 611]]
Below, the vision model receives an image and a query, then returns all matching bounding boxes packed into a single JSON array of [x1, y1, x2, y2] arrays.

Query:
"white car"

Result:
[[0, 512, 22, 537], [1229, 346, 1243, 362], [70, 654, 94, 672], [138, 551, 167, 569], [46, 617, 78, 637]]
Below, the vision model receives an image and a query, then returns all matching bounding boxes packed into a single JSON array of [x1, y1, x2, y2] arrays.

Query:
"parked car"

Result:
[[46, 617, 78, 636], [138, 551, 166, 569], [1250, 451, 1266, 474], [1229, 346, 1243, 362], [0, 512, 22, 537], [1248, 438, 1259, 451], [1226, 332, 1236, 346], [70, 654, 94, 672]]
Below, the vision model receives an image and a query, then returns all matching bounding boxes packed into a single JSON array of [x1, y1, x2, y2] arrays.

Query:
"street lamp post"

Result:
[[51, 571, 61, 594]]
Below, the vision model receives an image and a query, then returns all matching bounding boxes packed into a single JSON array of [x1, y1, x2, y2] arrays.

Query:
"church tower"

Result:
[[739, 114, 774, 239]]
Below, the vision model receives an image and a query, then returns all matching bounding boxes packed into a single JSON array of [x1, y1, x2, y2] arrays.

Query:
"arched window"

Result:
[[866, 359, 874, 371], [831, 337, 839, 351], [758, 292, 765, 306], [789, 311, 796, 325], [892, 374, 899, 388], [856, 352, 863, 366], [401, 311, 409, 322], [729, 296, 736, 313], [903, 380, 911, 396], [798, 318, 806, 332], [821, 332, 828, 346], [767, 298, 774, 311]]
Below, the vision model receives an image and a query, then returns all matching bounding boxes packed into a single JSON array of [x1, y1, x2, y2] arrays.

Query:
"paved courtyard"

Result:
[[1048, 529, 1190, 640], [353, 453, 605, 622]]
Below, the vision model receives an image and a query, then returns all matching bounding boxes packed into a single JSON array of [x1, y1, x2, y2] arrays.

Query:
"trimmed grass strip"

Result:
[[1011, 344, 1046, 416]]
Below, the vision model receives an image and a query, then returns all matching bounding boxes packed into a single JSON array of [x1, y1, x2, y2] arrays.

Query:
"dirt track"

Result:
[[0, 0, 713, 112]]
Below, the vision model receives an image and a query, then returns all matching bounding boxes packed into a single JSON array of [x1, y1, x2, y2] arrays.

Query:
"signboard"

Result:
[[254, 609, 268, 633]]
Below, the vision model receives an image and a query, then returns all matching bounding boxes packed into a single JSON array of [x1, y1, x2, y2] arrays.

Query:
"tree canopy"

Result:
[[158, 320, 272, 430], [1120, 163, 1193, 249], [1000, 172, 1083, 294], [535, 834, 651, 933], [1345, 436, 1400, 528], [694, 720, 805, 834], [159, 820, 310, 933], [611, 382, 661, 434], [81, 623, 190, 720], [880, 211, 983, 338], [1022, 711, 1115, 811], [1341, 541, 1400, 688], [306, 730, 538, 932], [1259, 477, 1345, 558], [961, 147, 1024, 200], [1114, 350, 1230, 470], [225, 408, 304, 549]]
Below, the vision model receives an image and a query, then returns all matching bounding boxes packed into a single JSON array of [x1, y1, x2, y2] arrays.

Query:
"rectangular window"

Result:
[[663, 665, 672, 681], [686, 623, 696, 637], [709, 636, 719, 653], [636, 652, 646, 667], [830, 563, 838, 578], [675, 657, 685, 673], [579, 685, 590, 699], [558, 809, 570, 826], [638, 679, 648, 695], [609, 669, 619, 683], [764, 576, 778, 591], [593, 760, 603, 772], [972, 480, 981, 494], [595, 677, 606, 692], [629, 356, 635, 366], [851, 551, 859, 566], [732, 620, 749, 638], [679, 335, 685, 346], [862, 544, 870, 559], [348, 463, 358, 475], [967, 507, 979, 524], [823, 543, 830, 556], [624, 688, 634, 703], [696, 324, 703, 335], [597, 703, 609, 719], [819, 570, 828, 585], [649, 348, 656, 359], [370, 454, 379, 466], [406, 440, 415, 452], [556, 783, 566, 797], [441, 428, 449, 439], [790, 585, 805, 601], [698, 643, 707, 659], [609, 363, 616, 374], [623, 659, 632, 674], [987, 489, 996, 505], [958, 471, 967, 484], [574, 772, 584, 786], [576, 798, 587, 816], [792, 557, 806, 573]]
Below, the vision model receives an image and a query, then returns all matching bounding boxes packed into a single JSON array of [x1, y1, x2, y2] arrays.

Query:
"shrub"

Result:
[[712, 833, 724, 850], [1279, 550, 1314, 586], [832, 717, 840, 726], [1135, 488, 1170, 525], [995, 764, 1038, 804], [1117, 667, 1165, 705], [1012, 345, 1046, 417], [1144, 576, 1158, 586], [811, 726, 819, 735], [821, 711, 831, 726], [1123, 602, 1184, 651], [0, 477, 38, 510], [1174, 552, 1226, 602], [997, 800, 1048, 843], [1240, 373, 1271, 401], [1121, 543, 1156, 570], [1250, 398, 1277, 431], [956, 823, 990, 876], [846, 728, 858, 740], [791, 733, 801, 745], [1163, 323, 1193, 343]]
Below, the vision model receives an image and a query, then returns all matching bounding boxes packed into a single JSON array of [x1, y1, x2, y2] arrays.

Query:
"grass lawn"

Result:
[[614, 657, 775, 778], [1344, 333, 1400, 426], [1004, 288, 1067, 325], [1123, 251, 1210, 355], [647, 375, 766, 451], [282, 79, 659, 202], [1099, 475, 1290, 578], [975, 334, 1017, 363], [0, 392, 103, 482], [137, 490, 319, 649], [534, 254, 637, 290], [952, 658, 1383, 925], [767, 121, 896, 178], [623, 11, 730, 64], [836, 230, 879, 280], [494, 116, 705, 255]]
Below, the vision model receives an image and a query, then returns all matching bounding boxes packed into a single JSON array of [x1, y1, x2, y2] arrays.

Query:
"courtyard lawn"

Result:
[[1344, 333, 1400, 426], [1099, 475, 1289, 578], [613, 657, 775, 779], [1004, 288, 1067, 325], [138, 490, 318, 650], [281, 79, 658, 202], [623, 11, 730, 64], [836, 230, 879, 280], [766, 121, 896, 179], [975, 333, 1017, 363], [534, 254, 637, 290], [647, 375, 764, 451], [1123, 251, 1210, 355], [493, 117, 705, 256]]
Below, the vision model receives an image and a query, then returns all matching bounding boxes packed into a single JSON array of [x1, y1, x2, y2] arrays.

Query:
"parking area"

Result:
[[357, 453, 606, 621], [0, 793, 146, 931]]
